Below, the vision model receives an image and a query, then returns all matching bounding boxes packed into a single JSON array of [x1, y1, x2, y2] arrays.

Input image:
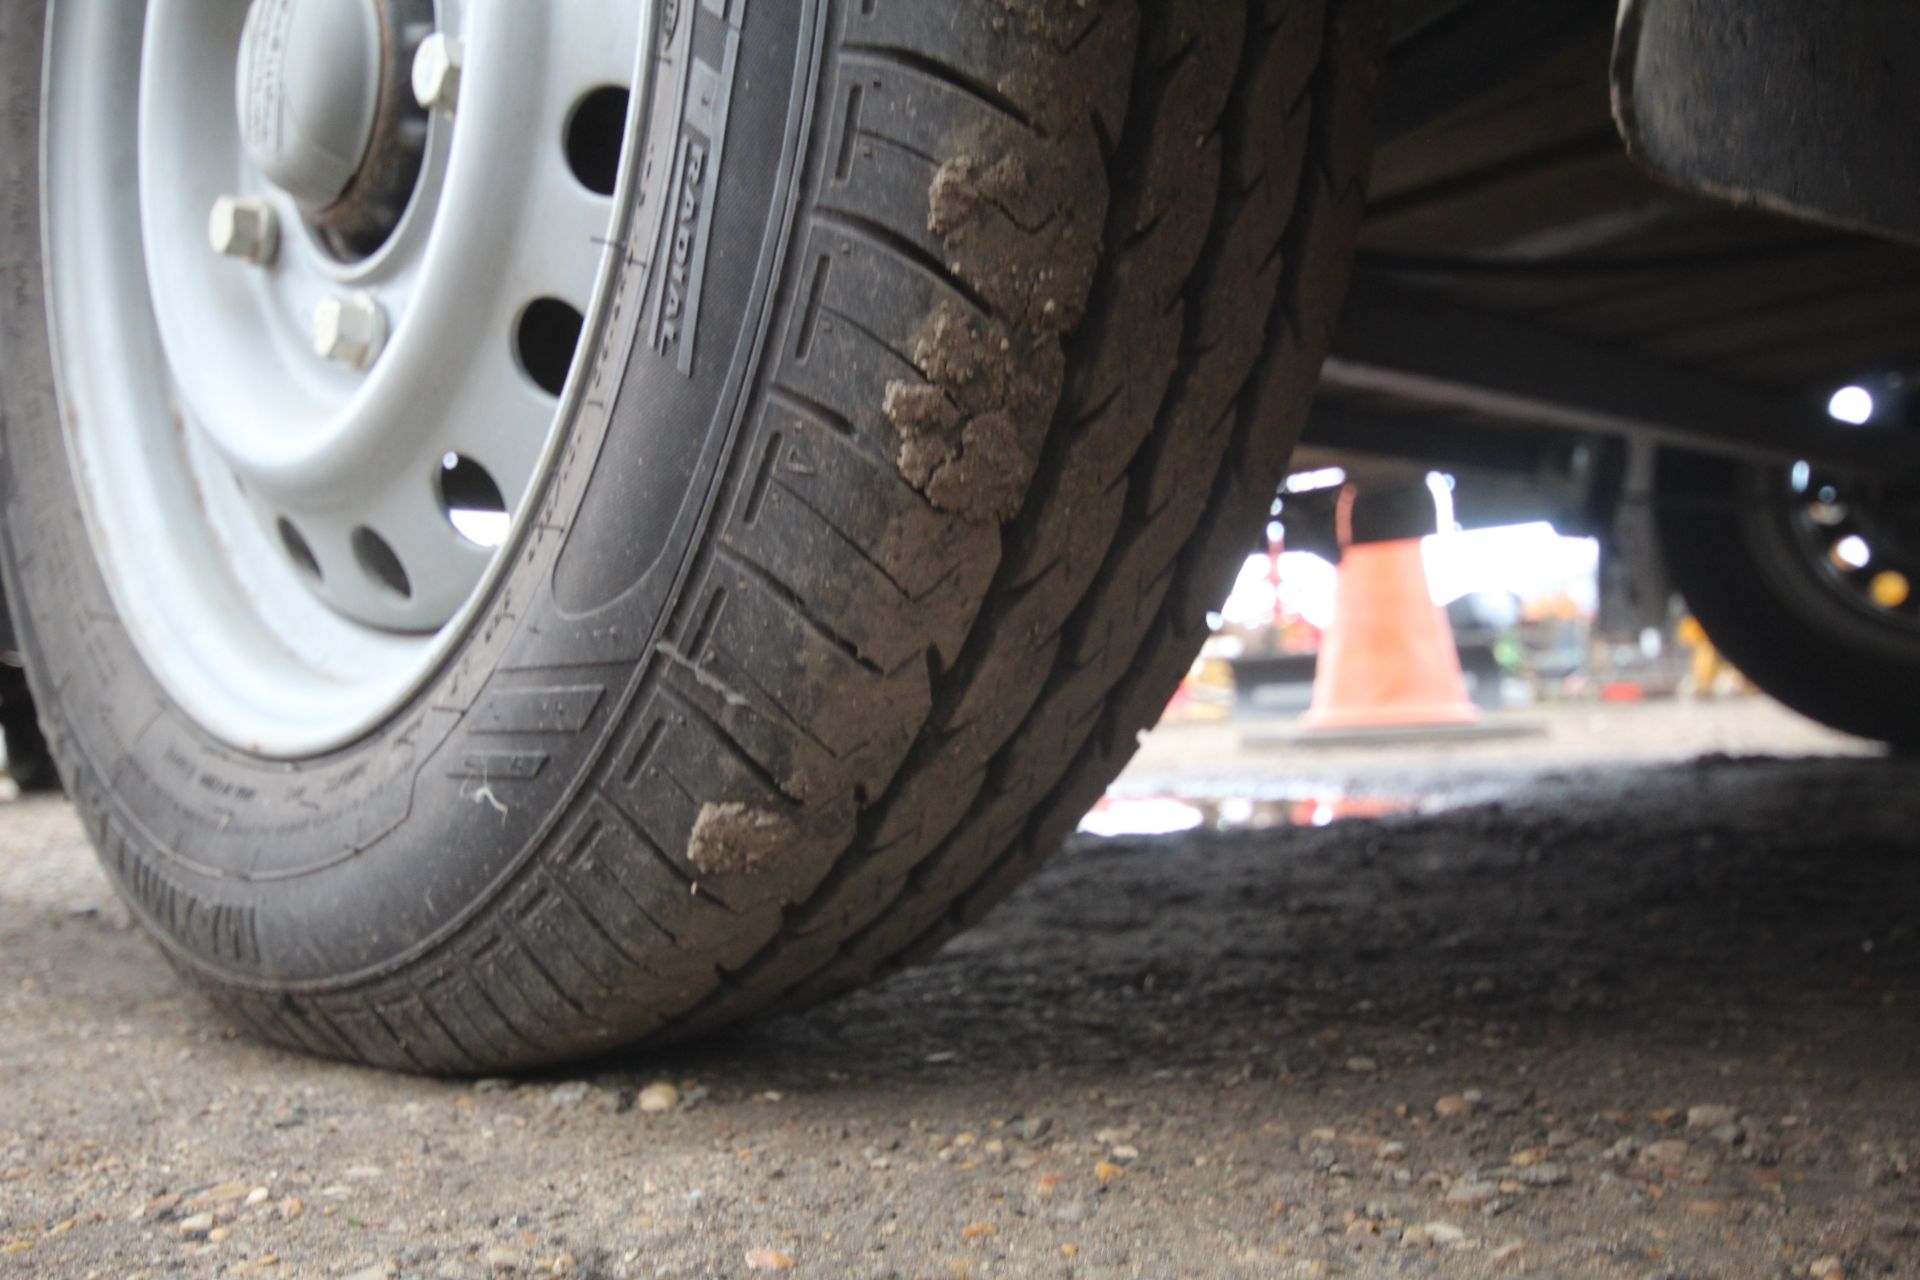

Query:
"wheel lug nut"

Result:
[[313, 293, 388, 370], [412, 33, 464, 113], [207, 195, 279, 265]]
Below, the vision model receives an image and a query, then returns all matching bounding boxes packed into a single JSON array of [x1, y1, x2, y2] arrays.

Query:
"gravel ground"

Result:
[[3, 704, 1918, 1279]]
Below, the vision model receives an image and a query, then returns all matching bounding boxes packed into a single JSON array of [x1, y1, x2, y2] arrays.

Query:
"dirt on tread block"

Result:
[[884, 302, 1059, 524], [876, 19, 1110, 527]]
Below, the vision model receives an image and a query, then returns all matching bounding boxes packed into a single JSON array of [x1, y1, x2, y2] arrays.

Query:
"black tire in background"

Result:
[[0, 582, 55, 792], [0, 661, 58, 794], [0, 0, 1381, 1071], [1656, 448, 1920, 748]]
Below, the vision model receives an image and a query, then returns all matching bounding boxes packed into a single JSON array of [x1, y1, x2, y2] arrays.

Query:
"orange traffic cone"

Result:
[[1300, 536, 1480, 732]]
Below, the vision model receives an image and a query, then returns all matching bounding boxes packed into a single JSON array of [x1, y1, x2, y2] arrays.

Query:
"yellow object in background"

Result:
[[1162, 655, 1236, 723], [1870, 571, 1911, 609], [1676, 615, 1747, 696]]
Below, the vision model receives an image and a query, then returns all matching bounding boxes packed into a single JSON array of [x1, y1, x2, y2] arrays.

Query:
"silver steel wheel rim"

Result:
[[41, 0, 651, 756]]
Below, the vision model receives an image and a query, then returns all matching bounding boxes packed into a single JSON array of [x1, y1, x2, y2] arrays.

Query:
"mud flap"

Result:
[[1613, 0, 1920, 247]]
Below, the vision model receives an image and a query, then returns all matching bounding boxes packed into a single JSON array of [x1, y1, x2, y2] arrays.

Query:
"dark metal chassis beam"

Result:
[[1296, 405, 1619, 537], [1299, 402, 1591, 478], [1378, 0, 1615, 143], [1318, 279, 1920, 476]]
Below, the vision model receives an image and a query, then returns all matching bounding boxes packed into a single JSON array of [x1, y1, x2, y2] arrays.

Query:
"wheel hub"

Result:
[[236, 0, 433, 259], [236, 0, 381, 207]]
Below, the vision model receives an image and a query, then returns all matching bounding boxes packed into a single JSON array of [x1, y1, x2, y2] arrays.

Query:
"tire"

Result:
[[0, 0, 1381, 1071], [1657, 448, 1920, 747]]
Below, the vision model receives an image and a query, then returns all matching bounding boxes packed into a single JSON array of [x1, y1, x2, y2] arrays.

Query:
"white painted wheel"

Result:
[[41, 0, 649, 754]]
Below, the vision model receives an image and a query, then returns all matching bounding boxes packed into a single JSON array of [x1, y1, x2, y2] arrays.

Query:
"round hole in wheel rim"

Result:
[[1871, 571, 1912, 609], [352, 527, 413, 599], [516, 298, 586, 398], [39, 1, 652, 755], [1833, 535, 1873, 571], [277, 517, 324, 581], [566, 87, 631, 197], [439, 454, 510, 549]]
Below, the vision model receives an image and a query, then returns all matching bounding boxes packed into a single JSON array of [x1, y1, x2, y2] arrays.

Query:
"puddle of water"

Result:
[[1078, 788, 1422, 839]]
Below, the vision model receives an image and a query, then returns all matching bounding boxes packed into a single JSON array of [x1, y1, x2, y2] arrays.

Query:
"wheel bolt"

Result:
[[412, 33, 464, 113], [313, 293, 389, 370], [207, 195, 279, 265]]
